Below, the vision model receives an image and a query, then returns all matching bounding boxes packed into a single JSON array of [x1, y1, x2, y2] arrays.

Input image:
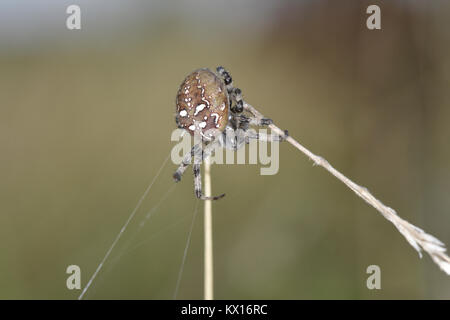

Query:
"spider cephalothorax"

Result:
[[173, 66, 286, 200]]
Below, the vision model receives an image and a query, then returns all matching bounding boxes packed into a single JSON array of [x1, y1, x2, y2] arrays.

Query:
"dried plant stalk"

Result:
[[244, 101, 450, 275], [204, 158, 214, 299]]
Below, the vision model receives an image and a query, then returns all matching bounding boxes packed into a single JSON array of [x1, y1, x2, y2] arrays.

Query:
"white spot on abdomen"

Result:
[[179, 110, 188, 117], [211, 113, 219, 124], [199, 121, 207, 128], [188, 124, 196, 131], [194, 103, 206, 116]]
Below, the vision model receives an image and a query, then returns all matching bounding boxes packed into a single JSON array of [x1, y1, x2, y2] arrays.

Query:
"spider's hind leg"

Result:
[[244, 128, 289, 143]]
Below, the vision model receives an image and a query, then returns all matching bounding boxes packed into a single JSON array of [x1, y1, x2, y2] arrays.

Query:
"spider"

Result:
[[173, 66, 287, 200]]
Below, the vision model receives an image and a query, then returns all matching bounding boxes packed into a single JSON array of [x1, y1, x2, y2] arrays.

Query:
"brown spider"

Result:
[[173, 66, 286, 200]]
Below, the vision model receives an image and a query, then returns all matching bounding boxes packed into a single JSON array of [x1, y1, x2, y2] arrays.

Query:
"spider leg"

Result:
[[193, 141, 225, 200], [193, 162, 225, 201], [237, 114, 273, 127], [244, 129, 288, 143], [174, 141, 225, 200], [216, 66, 234, 93], [173, 144, 201, 182], [238, 111, 289, 142], [216, 66, 244, 113]]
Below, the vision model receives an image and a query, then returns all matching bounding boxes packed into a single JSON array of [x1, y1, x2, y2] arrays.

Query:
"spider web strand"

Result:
[[78, 153, 171, 300], [173, 199, 200, 299]]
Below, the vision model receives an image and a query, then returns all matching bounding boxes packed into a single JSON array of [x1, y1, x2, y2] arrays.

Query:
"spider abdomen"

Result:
[[175, 68, 229, 140]]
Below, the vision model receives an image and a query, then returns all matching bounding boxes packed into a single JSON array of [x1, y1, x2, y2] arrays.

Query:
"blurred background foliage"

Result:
[[1, 0, 450, 299]]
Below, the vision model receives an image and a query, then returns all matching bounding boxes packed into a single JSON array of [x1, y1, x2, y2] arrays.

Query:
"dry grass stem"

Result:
[[244, 101, 450, 275], [204, 158, 214, 299]]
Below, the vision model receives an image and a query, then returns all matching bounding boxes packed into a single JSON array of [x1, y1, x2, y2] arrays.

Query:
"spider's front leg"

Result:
[[173, 144, 200, 182], [173, 142, 225, 200], [216, 66, 244, 113], [193, 141, 225, 200], [193, 162, 225, 201], [216, 66, 273, 125]]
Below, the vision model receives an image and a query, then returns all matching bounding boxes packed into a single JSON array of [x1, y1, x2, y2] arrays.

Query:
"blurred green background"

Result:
[[1, 0, 450, 299]]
